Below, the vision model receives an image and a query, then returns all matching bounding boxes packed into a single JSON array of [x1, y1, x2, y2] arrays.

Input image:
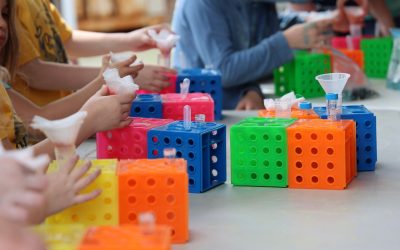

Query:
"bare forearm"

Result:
[[65, 30, 131, 58], [368, 0, 395, 28], [19, 59, 99, 91]]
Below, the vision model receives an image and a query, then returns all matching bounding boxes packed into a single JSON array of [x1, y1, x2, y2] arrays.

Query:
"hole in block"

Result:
[[366, 158, 372, 164], [296, 176, 303, 183], [212, 169, 218, 177], [250, 134, 257, 141], [276, 148, 282, 154], [296, 161, 302, 168], [128, 213, 136, 221], [166, 194, 175, 204], [152, 149, 159, 156], [171, 229, 176, 236], [167, 177, 175, 186], [263, 147, 269, 154], [147, 195, 156, 204], [188, 139, 194, 146], [250, 147, 257, 153], [128, 196, 136, 204], [71, 214, 79, 222], [276, 161, 283, 167], [311, 162, 318, 169], [263, 134, 269, 141], [107, 145, 113, 152], [251, 173, 257, 179], [365, 120, 372, 128], [134, 107, 141, 113], [311, 148, 318, 155], [250, 160, 257, 166], [128, 179, 136, 187], [148, 106, 156, 113], [312, 176, 319, 183], [188, 152, 195, 159], [311, 133, 318, 140], [176, 151, 182, 158], [326, 134, 333, 140], [166, 212, 175, 221], [152, 136, 158, 143], [104, 213, 112, 221], [88, 215, 96, 221], [327, 176, 335, 184], [365, 146, 372, 152], [163, 137, 170, 144], [176, 138, 182, 145], [327, 162, 334, 169], [365, 133, 372, 140], [263, 160, 269, 167], [189, 178, 195, 185], [104, 198, 112, 204], [276, 174, 283, 180], [295, 147, 302, 154], [147, 178, 156, 187], [327, 148, 334, 155], [263, 173, 270, 180], [188, 165, 195, 173], [295, 133, 302, 140], [275, 135, 282, 141]]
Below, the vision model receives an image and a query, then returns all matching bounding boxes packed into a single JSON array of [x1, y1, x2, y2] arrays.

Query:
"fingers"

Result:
[[59, 155, 79, 174], [24, 175, 47, 192], [102, 54, 111, 68], [121, 104, 131, 114], [96, 85, 109, 97], [73, 189, 102, 205], [149, 23, 172, 32], [70, 160, 91, 182], [74, 169, 101, 194], [119, 64, 144, 78], [118, 118, 133, 128], [116, 92, 136, 104], [235, 101, 245, 111]]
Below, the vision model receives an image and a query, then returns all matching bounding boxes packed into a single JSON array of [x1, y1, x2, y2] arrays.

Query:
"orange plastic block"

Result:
[[118, 159, 189, 244], [258, 109, 320, 119], [339, 49, 364, 69], [287, 119, 356, 189], [78, 225, 171, 250]]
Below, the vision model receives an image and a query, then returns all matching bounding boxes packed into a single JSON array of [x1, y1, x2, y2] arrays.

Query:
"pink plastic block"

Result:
[[161, 93, 215, 122], [137, 72, 177, 94], [96, 118, 173, 160], [331, 36, 362, 50]]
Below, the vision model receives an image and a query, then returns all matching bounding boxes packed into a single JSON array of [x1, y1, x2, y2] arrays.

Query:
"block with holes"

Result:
[[287, 119, 357, 190], [34, 224, 86, 250], [130, 94, 163, 118], [147, 121, 226, 193], [117, 159, 188, 243], [314, 105, 377, 171], [361, 37, 393, 78], [46, 160, 119, 226], [96, 118, 173, 160], [161, 93, 215, 122], [176, 68, 223, 120], [230, 117, 297, 187], [78, 225, 171, 250], [258, 109, 320, 119]]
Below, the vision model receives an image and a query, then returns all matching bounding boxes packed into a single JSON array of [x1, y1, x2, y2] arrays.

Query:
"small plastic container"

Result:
[[298, 101, 313, 117], [326, 93, 340, 121], [275, 99, 291, 118]]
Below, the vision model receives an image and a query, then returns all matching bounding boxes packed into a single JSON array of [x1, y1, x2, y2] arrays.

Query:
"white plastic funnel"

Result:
[[148, 29, 180, 68], [31, 111, 87, 165], [316, 73, 350, 112]]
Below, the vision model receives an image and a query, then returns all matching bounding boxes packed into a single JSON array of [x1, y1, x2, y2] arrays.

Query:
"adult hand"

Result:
[[235, 90, 264, 111], [135, 65, 177, 92], [283, 20, 333, 49], [334, 0, 368, 32], [127, 23, 173, 51]]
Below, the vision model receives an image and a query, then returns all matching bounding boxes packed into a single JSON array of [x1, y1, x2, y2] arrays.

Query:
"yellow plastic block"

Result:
[[46, 159, 119, 226], [34, 224, 85, 250]]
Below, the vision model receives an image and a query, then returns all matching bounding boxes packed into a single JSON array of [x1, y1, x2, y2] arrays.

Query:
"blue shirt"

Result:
[[172, 0, 294, 109]]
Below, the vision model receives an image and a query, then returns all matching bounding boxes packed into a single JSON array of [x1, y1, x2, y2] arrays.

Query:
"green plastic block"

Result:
[[273, 51, 331, 98], [230, 117, 297, 187], [361, 37, 393, 78]]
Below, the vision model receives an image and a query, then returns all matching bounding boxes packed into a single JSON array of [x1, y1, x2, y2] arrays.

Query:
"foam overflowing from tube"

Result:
[[31, 111, 87, 165], [180, 78, 190, 99], [103, 68, 139, 95], [0, 143, 50, 171], [148, 29, 180, 68]]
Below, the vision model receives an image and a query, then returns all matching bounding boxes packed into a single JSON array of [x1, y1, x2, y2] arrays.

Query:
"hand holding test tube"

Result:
[[148, 29, 180, 68]]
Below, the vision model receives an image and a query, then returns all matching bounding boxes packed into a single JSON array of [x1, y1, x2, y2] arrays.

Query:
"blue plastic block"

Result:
[[314, 105, 377, 171], [147, 121, 226, 193], [130, 94, 162, 118], [177, 69, 223, 120]]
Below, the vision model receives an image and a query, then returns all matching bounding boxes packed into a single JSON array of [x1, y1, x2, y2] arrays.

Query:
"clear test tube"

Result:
[[326, 93, 340, 121], [298, 101, 313, 117], [183, 105, 192, 130], [180, 78, 190, 99]]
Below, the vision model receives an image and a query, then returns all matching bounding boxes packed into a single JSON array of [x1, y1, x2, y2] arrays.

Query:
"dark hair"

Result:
[[0, 0, 19, 81]]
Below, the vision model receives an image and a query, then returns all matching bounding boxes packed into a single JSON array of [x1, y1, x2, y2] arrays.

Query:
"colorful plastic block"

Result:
[[97, 118, 173, 160], [177, 68, 223, 120], [161, 93, 215, 122], [230, 117, 297, 187], [287, 119, 357, 189], [118, 159, 188, 243], [258, 109, 320, 119], [35, 225, 86, 250], [137, 72, 177, 94], [130, 94, 163, 118], [314, 105, 377, 171], [331, 36, 361, 50], [339, 49, 364, 69], [78, 225, 171, 250], [274, 51, 331, 98], [361, 37, 393, 78], [46, 160, 119, 226], [147, 121, 226, 193]]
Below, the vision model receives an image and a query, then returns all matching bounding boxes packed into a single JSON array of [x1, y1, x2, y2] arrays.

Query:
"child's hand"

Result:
[[0, 157, 47, 224], [0, 218, 45, 250], [127, 23, 173, 51], [283, 20, 333, 49], [45, 156, 101, 218], [135, 65, 177, 92], [81, 85, 135, 132], [235, 90, 264, 111], [101, 54, 144, 79]]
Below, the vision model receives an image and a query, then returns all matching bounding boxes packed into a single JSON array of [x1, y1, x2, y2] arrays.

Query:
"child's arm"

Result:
[[63, 24, 170, 58]]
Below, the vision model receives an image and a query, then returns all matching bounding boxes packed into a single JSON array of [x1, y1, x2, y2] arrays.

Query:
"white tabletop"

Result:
[[77, 80, 400, 250]]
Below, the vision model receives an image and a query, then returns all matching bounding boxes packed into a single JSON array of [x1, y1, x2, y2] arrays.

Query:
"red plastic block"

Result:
[[78, 225, 171, 250], [258, 109, 320, 119], [137, 72, 177, 95], [97, 118, 173, 160], [118, 159, 189, 243], [287, 119, 356, 190], [161, 93, 214, 122], [331, 36, 362, 50]]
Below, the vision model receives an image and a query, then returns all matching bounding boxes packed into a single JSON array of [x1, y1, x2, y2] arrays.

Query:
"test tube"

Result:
[[195, 114, 206, 128], [326, 93, 340, 121], [298, 101, 313, 117], [183, 105, 192, 130], [180, 78, 190, 99], [275, 99, 291, 118], [138, 212, 156, 236], [163, 148, 177, 162]]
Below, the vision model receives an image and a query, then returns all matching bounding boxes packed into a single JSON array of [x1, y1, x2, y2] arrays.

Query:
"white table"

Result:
[[77, 81, 400, 250]]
